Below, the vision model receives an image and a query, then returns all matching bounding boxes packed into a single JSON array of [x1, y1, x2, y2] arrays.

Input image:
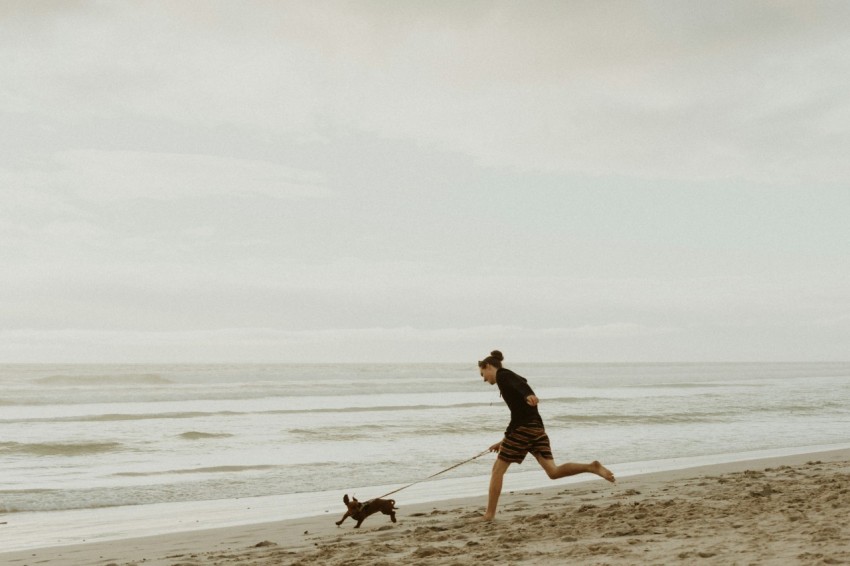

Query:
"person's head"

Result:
[[478, 350, 504, 384]]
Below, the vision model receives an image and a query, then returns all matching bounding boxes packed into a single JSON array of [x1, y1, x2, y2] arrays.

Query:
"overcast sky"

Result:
[[1, 1, 848, 363]]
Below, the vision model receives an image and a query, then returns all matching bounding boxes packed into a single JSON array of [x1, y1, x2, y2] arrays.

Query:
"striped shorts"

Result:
[[498, 422, 553, 464]]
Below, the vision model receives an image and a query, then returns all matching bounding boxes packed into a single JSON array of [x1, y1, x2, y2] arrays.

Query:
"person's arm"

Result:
[[503, 372, 539, 406]]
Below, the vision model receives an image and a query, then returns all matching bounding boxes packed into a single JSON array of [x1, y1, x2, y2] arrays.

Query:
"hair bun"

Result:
[[490, 350, 504, 362]]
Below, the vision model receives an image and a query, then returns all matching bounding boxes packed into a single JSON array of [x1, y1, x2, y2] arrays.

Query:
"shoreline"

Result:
[[4, 443, 850, 554], [2, 446, 849, 565]]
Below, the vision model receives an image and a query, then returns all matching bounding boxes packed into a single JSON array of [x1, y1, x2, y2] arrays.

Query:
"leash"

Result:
[[372, 448, 492, 500]]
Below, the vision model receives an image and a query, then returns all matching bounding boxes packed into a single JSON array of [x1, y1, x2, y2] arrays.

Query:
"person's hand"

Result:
[[488, 441, 502, 453], [526, 394, 539, 407]]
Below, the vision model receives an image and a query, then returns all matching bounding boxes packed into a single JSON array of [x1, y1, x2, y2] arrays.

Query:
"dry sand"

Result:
[[2, 449, 849, 565]]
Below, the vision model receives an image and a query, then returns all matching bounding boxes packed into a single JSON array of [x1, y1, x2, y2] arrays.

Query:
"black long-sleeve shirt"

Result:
[[496, 368, 543, 434]]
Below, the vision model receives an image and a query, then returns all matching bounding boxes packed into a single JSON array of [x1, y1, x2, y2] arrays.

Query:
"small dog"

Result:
[[335, 494, 397, 528]]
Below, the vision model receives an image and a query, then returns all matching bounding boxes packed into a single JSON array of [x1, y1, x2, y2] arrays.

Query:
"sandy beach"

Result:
[[3, 448, 849, 566]]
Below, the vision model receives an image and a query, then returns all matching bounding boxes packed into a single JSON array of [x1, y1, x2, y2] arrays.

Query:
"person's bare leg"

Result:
[[535, 454, 615, 482], [481, 458, 511, 520]]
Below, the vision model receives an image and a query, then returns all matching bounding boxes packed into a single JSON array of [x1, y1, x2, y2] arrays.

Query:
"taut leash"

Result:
[[373, 448, 492, 500]]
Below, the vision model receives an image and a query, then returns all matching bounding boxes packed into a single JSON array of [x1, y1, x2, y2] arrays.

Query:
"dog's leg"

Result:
[[384, 500, 397, 523], [381, 508, 397, 523], [335, 511, 351, 526]]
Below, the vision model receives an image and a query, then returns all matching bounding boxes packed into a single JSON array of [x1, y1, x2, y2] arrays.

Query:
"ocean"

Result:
[[2, 362, 850, 552]]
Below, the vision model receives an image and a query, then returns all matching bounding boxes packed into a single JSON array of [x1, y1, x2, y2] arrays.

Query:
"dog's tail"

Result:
[[390, 499, 397, 509]]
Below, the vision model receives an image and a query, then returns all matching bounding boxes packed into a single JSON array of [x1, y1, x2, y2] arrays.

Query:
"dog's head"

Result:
[[342, 494, 364, 513]]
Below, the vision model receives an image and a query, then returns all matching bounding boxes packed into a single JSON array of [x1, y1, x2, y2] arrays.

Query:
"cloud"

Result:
[[0, 323, 682, 363], [0, 150, 331, 202], [3, 316, 846, 363], [4, 3, 850, 183], [1, 3, 849, 363]]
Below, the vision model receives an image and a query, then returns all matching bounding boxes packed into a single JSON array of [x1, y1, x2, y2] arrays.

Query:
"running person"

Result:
[[478, 350, 615, 520]]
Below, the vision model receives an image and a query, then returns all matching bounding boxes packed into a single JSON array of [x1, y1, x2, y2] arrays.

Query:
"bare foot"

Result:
[[479, 513, 495, 521], [591, 460, 615, 483]]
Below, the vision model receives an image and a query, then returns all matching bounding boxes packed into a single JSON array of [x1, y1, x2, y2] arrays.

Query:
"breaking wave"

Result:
[[0, 441, 123, 457], [35, 373, 173, 386], [178, 431, 234, 440], [113, 465, 276, 477]]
